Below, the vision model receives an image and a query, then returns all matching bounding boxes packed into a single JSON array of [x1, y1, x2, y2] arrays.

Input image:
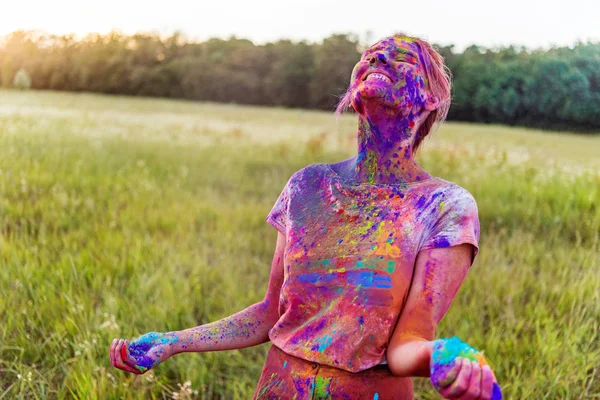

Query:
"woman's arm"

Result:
[[387, 244, 499, 399], [386, 243, 472, 377], [110, 231, 286, 373]]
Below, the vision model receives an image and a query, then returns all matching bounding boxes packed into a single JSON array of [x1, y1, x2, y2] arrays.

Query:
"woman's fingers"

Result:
[[115, 339, 126, 368], [457, 360, 482, 400], [439, 358, 472, 398], [109, 338, 118, 367], [433, 357, 464, 389], [114, 339, 142, 374], [478, 365, 495, 400], [121, 339, 136, 367]]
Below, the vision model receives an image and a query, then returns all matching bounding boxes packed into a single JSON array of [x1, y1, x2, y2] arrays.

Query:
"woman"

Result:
[[110, 33, 500, 399]]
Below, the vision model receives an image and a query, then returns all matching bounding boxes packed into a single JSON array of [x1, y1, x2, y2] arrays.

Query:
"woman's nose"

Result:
[[368, 52, 388, 65]]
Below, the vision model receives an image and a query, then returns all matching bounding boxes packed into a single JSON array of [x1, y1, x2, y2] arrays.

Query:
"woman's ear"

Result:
[[424, 95, 440, 111]]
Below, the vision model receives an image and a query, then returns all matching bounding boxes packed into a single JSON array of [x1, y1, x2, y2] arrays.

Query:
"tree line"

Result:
[[1, 31, 599, 132]]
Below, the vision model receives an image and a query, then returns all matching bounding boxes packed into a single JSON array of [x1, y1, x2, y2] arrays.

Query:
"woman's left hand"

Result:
[[110, 338, 143, 374], [110, 332, 178, 374], [432, 357, 498, 400]]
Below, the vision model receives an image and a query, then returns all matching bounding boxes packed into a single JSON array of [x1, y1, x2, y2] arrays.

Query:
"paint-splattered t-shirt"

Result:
[[266, 163, 480, 373]]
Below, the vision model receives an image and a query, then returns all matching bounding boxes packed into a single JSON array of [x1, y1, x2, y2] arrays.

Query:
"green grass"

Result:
[[0, 89, 599, 399]]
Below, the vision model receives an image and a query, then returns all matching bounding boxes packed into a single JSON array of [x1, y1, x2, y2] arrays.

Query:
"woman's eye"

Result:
[[397, 56, 416, 64]]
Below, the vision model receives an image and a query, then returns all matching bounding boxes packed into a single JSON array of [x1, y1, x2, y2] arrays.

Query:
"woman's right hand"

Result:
[[430, 337, 502, 400], [431, 357, 500, 399], [110, 332, 178, 374]]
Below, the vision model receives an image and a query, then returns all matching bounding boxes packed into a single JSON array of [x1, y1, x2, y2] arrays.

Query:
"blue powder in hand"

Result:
[[431, 336, 502, 400], [127, 332, 177, 372]]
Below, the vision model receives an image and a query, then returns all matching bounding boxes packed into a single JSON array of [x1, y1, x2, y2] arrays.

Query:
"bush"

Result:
[[13, 68, 32, 90]]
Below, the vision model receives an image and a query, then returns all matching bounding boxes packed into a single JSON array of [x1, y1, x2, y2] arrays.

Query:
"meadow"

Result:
[[0, 89, 598, 399]]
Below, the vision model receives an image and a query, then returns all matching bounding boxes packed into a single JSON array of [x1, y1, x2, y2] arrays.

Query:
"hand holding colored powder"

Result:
[[121, 332, 179, 373], [430, 337, 502, 400]]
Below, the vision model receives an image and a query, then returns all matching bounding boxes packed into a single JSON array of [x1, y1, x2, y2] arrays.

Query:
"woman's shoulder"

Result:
[[417, 177, 478, 207], [286, 163, 334, 185]]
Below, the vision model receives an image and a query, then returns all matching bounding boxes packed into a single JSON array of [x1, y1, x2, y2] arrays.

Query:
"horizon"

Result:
[[2, 28, 598, 53]]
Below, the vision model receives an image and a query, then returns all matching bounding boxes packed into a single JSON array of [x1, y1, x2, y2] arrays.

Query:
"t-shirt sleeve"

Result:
[[266, 176, 293, 233], [420, 186, 481, 263]]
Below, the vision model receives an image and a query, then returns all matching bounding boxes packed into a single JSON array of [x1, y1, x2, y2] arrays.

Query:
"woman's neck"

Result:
[[346, 111, 431, 185]]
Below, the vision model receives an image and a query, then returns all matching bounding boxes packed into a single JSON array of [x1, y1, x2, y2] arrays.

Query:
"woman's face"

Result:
[[349, 37, 430, 116]]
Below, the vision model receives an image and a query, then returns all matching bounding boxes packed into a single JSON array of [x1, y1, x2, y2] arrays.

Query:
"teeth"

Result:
[[366, 73, 392, 83]]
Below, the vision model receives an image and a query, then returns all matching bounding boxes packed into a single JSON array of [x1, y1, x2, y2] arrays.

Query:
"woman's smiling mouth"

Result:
[[363, 71, 393, 84]]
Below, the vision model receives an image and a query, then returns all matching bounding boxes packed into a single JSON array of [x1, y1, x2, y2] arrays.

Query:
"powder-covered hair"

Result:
[[336, 33, 452, 153]]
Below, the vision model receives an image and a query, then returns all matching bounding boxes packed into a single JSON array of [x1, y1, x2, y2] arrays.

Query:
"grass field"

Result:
[[0, 89, 599, 399]]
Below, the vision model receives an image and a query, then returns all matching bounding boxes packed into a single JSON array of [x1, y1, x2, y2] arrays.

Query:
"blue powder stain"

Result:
[[128, 332, 177, 371], [314, 319, 327, 331], [365, 117, 382, 136], [373, 394, 379, 400], [129, 340, 152, 357], [415, 191, 445, 218], [432, 337, 477, 365], [433, 237, 451, 248], [492, 383, 503, 400], [283, 361, 288, 369], [317, 335, 334, 352], [346, 271, 392, 289], [298, 271, 391, 289], [298, 273, 334, 284]]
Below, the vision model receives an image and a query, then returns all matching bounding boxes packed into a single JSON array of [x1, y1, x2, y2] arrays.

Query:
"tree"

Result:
[[0, 30, 598, 131], [264, 40, 313, 107], [310, 34, 360, 109]]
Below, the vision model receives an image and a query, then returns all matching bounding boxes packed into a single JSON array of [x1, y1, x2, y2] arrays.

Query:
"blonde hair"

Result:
[[336, 33, 452, 153]]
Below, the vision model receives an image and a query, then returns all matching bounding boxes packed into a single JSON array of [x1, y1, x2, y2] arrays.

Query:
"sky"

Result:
[[1, 0, 598, 50]]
